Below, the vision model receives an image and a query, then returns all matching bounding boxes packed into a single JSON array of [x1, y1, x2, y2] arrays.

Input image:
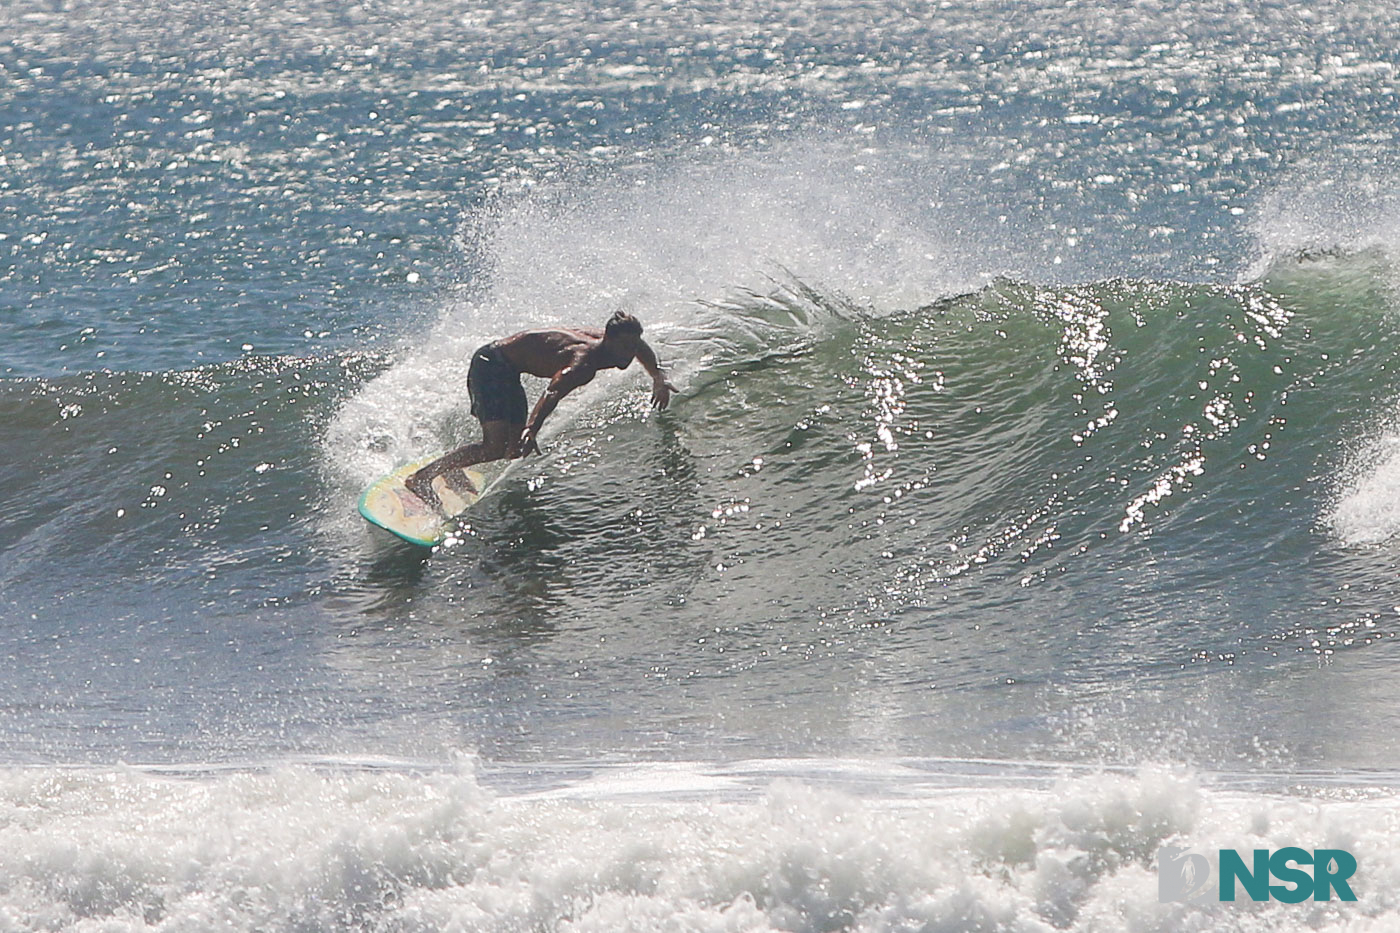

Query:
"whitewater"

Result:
[[6, 0, 1400, 929]]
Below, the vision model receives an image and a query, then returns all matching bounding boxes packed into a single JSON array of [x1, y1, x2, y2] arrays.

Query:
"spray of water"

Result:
[[322, 139, 982, 489]]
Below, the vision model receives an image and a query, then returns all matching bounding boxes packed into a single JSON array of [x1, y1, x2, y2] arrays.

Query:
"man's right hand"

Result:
[[518, 430, 541, 457]]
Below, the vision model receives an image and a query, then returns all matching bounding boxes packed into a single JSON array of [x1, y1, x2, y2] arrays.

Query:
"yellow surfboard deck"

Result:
[[357, 454, 486, 547]]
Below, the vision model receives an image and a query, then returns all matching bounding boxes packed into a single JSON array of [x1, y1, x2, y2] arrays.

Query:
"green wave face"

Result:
[[6, 253, 1400, 765], [349, 260, 1400, 765]]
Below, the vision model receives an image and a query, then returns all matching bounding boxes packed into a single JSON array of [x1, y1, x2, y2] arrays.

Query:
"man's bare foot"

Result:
[[405, 469, 442, 511]]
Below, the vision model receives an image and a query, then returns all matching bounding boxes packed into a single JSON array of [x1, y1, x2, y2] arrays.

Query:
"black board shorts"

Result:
[[468, 343, 528, 424]]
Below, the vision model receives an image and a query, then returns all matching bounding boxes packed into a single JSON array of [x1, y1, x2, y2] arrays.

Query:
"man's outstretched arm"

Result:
[[635, 339, 677, 409], [519, 366, 590, 454]]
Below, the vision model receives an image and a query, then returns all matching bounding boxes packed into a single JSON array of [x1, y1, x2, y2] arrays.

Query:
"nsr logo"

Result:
[[1157, 846, 1357, 903]]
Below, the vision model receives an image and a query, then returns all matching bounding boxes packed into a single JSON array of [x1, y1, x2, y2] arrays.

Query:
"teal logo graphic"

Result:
[[1156, 847, 1357, 903]]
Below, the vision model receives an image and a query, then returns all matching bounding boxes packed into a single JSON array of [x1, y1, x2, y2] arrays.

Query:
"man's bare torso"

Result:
[[494, 328, 629, 379]]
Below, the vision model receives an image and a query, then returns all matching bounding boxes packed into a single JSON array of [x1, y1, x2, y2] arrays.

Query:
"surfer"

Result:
[[405, 311, 676, 510]]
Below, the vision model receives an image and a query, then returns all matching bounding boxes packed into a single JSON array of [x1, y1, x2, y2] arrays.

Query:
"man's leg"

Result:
[[406, 420, 515, 509]]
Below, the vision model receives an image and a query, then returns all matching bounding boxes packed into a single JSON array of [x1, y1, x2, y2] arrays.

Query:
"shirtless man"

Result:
[[405, 311, 676, 510]]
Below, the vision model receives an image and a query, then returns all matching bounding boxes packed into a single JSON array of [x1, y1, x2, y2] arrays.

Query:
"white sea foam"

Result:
[[0, 759, 1395, 932], [1328, 435, 1400, 546]]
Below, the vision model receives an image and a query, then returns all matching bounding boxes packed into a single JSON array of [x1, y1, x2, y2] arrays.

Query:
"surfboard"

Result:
[[357, 454, 487, 547]]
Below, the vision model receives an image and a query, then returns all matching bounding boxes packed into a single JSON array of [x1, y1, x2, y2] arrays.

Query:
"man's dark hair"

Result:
[[605, 311, 643, 339]]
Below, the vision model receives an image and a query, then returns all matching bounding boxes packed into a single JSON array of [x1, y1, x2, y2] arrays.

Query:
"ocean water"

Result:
[[6, 0, 1400, 928]]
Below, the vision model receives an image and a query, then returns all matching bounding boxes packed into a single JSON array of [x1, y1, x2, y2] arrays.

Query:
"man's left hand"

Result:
[[651, 378, 677, 409]]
